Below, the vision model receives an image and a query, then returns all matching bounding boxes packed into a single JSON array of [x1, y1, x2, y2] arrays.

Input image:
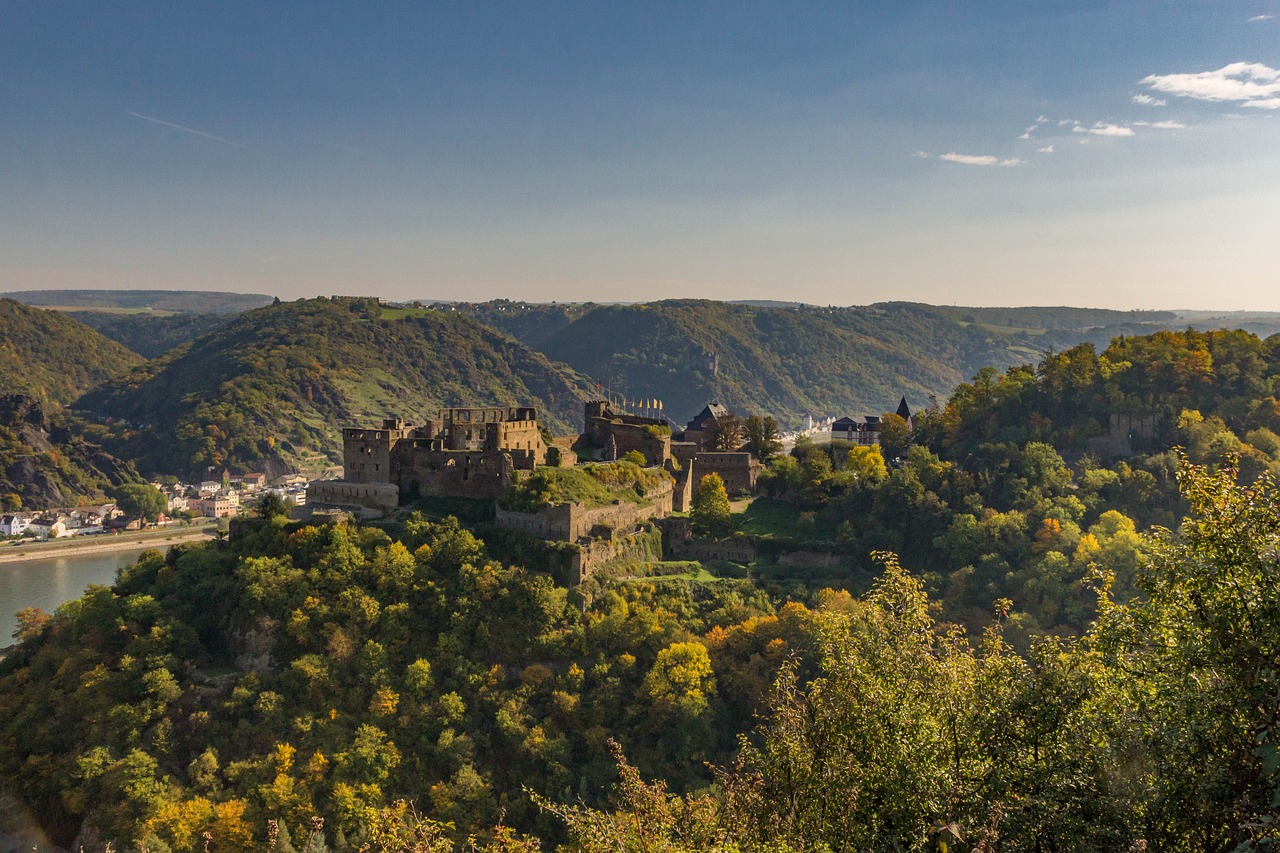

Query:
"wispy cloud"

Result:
[[1072, 122, 1135, 137], [1151, 119, 1187, 129], [1132, 94, 1167, 106], [939, 153, 1023, 166], [1250, 14, 1274, 21], [1037, 144, 1054, 153], [127, 111, 247, 149], [911, 150, 931, 159], [1141, 62, 1280, 109]]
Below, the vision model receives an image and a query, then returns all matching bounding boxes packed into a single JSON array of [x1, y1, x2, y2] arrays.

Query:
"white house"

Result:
[[28, 517, 69, 540], [1, 513, 32, 536]]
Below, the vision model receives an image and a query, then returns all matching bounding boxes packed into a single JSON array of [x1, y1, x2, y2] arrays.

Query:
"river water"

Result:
[[0, 548, 154, 642]]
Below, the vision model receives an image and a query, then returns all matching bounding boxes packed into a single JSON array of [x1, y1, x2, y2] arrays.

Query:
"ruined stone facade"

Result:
[[693, 451, 761, 495], [494, 476, 674, 542], [581, 401, 672, 466], [312, 408, 552, 511]]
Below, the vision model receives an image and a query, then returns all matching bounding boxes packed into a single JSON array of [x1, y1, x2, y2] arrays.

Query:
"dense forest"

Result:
[[64, 312, 235, 359], [3, 459, 1279, 851], [75, 298, 594, 478], [6, 327, 1280, 850], [454, 299, 1280, 426], [0, 299, 143, 408]]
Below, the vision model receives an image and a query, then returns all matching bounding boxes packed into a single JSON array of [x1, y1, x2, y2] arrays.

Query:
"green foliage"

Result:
[[65, 311, 234, 358], [113, 483, 168, 521], [742, 414, 783, 463], [691, 473, 732, 538], [498, 463, 668, 512], [77, 297, 592, 477], [0, 299, 143, 406]]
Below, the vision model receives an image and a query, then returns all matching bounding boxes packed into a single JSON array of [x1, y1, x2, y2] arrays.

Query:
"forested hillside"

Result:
[[65, 312, 234, 358], [76, 298, 593, 478], [535, 300, 1043, 424], [0, 299, 143, 407], [3, 459, 1280, 851]]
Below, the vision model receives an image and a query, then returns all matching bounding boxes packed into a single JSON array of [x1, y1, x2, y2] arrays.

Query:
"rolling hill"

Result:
[[529, 300, 1052, 425], [76, 297, 593, 477], [0, 299, 144, 407]]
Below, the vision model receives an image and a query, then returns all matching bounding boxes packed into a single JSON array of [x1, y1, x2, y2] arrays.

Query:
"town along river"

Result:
[[0, 547, 154, 643]]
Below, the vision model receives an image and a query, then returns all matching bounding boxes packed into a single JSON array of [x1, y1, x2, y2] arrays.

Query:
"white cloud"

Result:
[[1150, 120, 1187, 129], [1072, 122, 1136, 137], [1058, 119, 1078, 126], [940, 153, 999, 165], [1141, 62, 1280, 109], [1018, 132, 1032, 140], [939, 153, 1023, 166], [1037, 144, 1054, 153], [1132, 94, 1167, 106], [912, 150, 930, 159], [1250, 14, 1274, 21]]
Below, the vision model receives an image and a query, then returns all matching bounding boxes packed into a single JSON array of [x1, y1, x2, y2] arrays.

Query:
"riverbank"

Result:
[[0, 526, 218, 564]]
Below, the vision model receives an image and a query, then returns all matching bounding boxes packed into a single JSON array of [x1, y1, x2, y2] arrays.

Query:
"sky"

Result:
[[2, 1, 1279, 309]]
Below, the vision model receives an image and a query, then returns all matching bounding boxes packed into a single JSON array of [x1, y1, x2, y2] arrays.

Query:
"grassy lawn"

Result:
[[618, 561, 722, 584], [379, 305, 434, 320], [735, 497, 839, 539]]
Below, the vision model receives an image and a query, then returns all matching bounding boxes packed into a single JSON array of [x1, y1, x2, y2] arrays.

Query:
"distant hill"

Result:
[[531, 300, 1052, 426], [433, 299, 596, 348], [445, 299, 1280, 428], [63, 311, 233, 358], [0, 299, 144, 407], [0, 289, 273, 314], [77, 298, 592, 477]]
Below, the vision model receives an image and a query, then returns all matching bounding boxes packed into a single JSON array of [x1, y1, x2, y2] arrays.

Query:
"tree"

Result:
[[257, 491, 290, 521], [845, 445, 888, 484], [743, 415, 783, 463], [113, 483, 168, 522], [691, 473, 732, 537], [877, 412, 911, 461], [707, 414, 744, 452]]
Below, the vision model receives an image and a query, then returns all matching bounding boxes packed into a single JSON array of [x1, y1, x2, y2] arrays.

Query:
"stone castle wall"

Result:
[[308, 480, 400, 512], [693, 452, 761, 495], [495, 477, 674, 542]]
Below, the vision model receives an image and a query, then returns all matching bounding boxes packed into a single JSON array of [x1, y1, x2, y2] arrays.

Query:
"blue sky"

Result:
[[3, 2, 1279, 308]]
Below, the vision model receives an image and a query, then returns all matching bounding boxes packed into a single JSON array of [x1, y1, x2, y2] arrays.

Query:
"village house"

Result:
[[831, 397, 913, 446], [192, 492, 240, 519], [230, 472, 267, 491], [1, 513, 32, 537], [27, 517, 69, 540]]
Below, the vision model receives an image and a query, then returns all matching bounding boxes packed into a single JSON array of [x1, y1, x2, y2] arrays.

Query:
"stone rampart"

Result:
[[495, 477, 673, 542], [693, 452, 761, 495], [307, 481, 400, 513]]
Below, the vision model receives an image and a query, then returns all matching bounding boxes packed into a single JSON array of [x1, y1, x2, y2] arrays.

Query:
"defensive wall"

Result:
[[307, 480, 400, 514], [494, 476, 674, 542], [693, 451, 761, 495]]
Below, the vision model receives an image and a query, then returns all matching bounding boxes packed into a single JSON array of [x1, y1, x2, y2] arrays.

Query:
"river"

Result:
[[0, 547, 153, 642]]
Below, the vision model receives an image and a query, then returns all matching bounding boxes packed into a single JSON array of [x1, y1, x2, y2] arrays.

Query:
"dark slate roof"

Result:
[[896, 396, 912, 420], [686, 402, 733, 431], [832, 416, 880, 429]]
